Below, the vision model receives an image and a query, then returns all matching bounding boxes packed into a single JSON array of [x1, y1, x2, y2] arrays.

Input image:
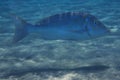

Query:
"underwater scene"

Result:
[[0, 0, 120, 80]]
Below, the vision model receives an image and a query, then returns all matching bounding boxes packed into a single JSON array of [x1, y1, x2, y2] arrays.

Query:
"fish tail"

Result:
[[0, 7, 33, 43], [10, 14, 30, 43]]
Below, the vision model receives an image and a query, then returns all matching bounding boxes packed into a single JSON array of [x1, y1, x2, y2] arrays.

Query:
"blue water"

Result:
[[0, 0, 120, 80]]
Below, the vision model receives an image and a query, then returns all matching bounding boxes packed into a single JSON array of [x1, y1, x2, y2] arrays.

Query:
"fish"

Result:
[[10, 12, 110, 43]]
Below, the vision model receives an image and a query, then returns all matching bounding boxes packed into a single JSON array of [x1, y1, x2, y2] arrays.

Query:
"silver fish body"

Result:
[[11, 12, 110, 43]]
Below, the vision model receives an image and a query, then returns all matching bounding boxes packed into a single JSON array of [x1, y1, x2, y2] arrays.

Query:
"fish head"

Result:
[[86, 15, 110, 38]]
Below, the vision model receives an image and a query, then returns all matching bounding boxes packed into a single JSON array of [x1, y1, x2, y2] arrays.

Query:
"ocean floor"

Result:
[[0, 0, 120, 80]]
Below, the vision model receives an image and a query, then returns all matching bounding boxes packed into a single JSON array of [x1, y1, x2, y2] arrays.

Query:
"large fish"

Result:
[[11, 12, 110, 43]]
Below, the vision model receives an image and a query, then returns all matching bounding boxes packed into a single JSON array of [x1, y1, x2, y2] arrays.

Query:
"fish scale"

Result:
[[36, 12, 87, 26], [10, 12, 110, 43]]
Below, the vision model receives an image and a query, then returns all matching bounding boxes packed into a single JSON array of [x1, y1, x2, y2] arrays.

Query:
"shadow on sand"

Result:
[[1, 65, 110, 78]]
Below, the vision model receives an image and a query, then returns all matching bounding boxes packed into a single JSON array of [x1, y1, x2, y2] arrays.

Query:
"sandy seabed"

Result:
[[0, 0, 120, 80]]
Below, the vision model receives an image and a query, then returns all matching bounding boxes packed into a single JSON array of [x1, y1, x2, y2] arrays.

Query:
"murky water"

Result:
[[0, 0, 120, 80]]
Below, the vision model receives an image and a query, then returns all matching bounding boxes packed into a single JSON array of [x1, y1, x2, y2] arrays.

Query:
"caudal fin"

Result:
[[10, 14, 29, 43], [0, 6, 30, 43]]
